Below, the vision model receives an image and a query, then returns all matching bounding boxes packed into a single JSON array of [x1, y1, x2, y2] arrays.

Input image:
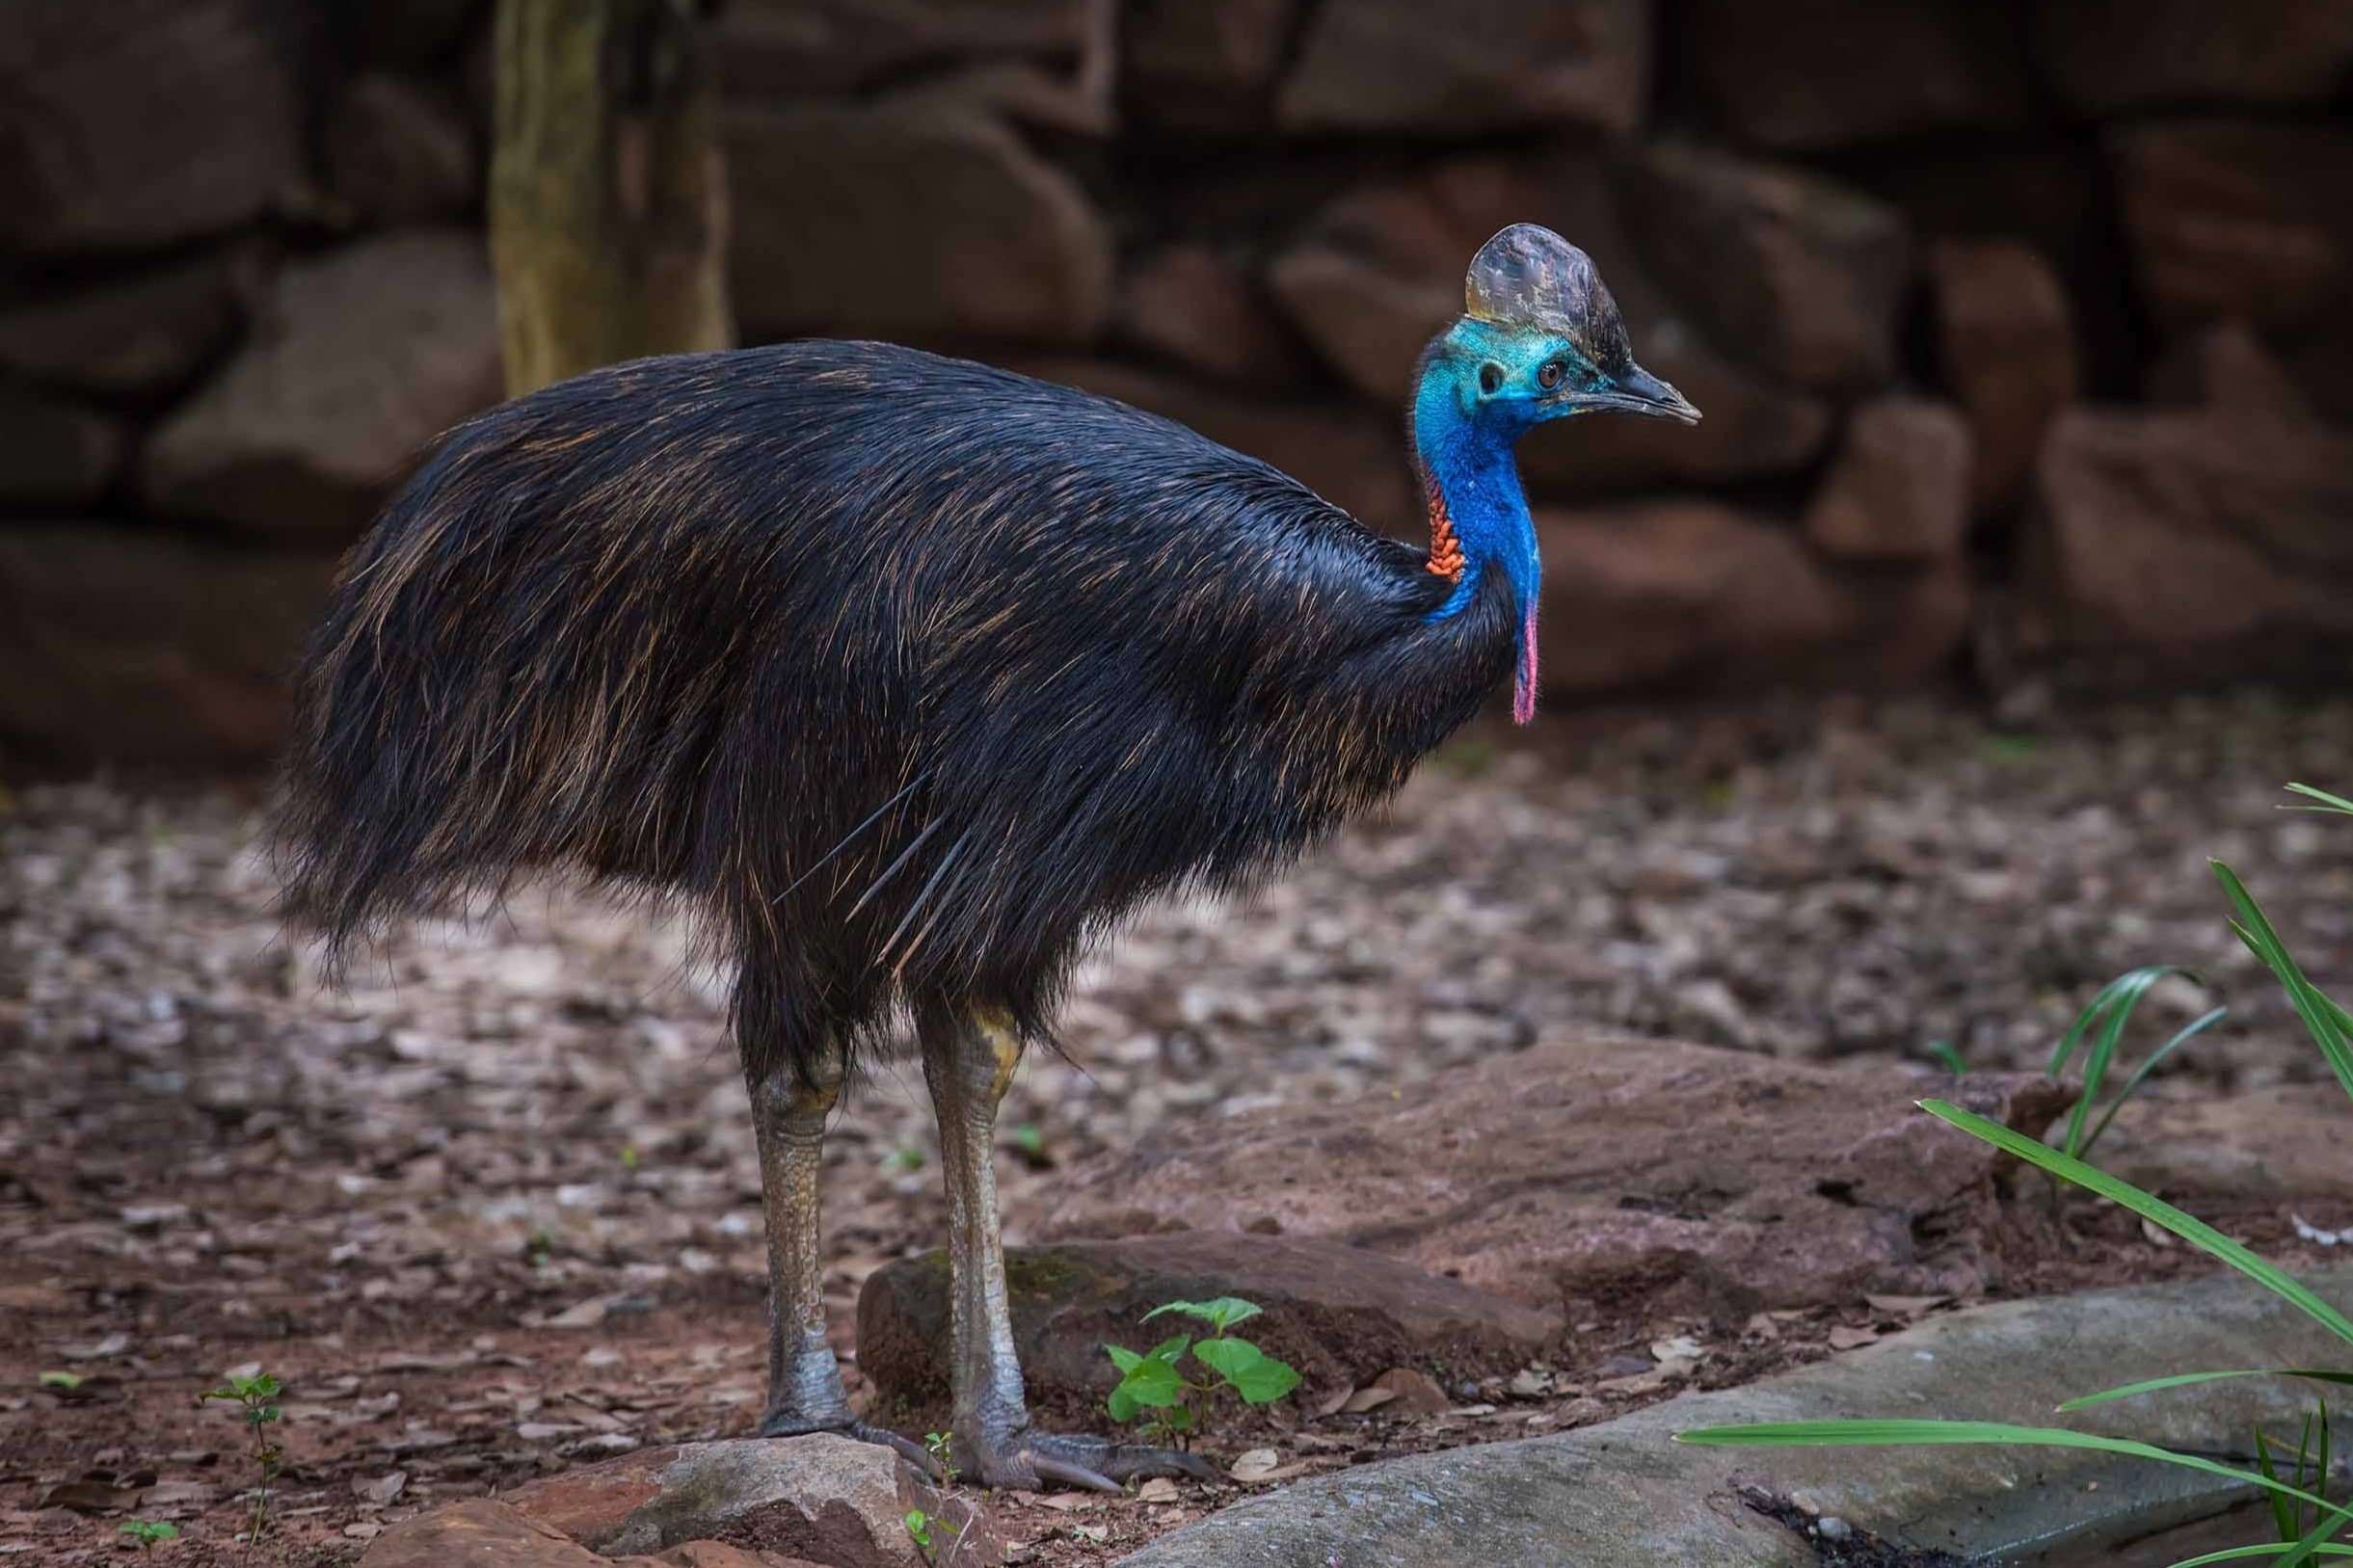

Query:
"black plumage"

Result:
[[279, 340, 1514, 1085]]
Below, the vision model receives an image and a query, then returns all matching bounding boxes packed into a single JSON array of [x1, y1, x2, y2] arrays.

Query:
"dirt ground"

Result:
[[5, 689, 2351, 1565]]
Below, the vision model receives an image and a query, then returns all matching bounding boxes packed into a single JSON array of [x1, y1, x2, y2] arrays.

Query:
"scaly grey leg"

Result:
[[922, 1006, 1217, 1492], [748, 1040, 934, 1472]]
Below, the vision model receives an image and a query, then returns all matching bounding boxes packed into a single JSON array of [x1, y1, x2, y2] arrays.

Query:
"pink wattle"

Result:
[[1512, 604, 1538, 725]]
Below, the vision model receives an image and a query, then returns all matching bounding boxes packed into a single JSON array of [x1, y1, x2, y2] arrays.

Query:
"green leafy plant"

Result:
[[38, 1369, 83, 1391], [1680, 785, 2353, 1568], [1104, 1296, 1301, 1450], [904, 1508, 933, 1553], [199, 1369, 284, 1542], [119, 1520, 178, 1551]]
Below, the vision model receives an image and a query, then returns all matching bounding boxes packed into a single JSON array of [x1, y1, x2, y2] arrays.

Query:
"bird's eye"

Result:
[[1537, 360, 1565, 390], [1478, 362, 1505, 395]]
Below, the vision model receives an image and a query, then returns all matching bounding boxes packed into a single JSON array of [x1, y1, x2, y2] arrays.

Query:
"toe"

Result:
[[1028, 1453, 1121, 1493]]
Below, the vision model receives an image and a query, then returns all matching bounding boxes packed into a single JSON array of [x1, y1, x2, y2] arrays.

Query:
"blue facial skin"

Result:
[[1412, 317, 1608, 628]]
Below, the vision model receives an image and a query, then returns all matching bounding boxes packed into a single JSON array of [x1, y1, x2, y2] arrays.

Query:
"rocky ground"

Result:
[[4, 688, 2351, 1565]]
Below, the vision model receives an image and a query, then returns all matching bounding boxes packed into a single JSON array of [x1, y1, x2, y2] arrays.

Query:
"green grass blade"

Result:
[[2081, 1006, 2229, 1156], [2058, 1369, 2353, 1413], [2268, 1500, 2353, 1568], [1918, 1100, 2353, 1347], [2213, 862, 2353, 1105], [2049, 971, 2134, 1078], [2066, 967, 2189, 1158], [2160, 1546, 2353, 1566], [2285, 784, 2353, 816], [2258, 1429, 2298, 1543], [1671, 1420, 2332, 1512]]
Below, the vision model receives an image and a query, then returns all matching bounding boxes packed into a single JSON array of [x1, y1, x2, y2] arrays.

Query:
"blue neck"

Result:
[[1413, 379, 1538, 625]]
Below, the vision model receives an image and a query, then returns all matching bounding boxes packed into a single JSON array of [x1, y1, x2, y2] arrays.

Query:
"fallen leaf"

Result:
[[57, 1334, 127, 1362], [2139, 1218, 2178, 1249], [1369, 1368, 1450, 1416], [1862, 1293, 1950, 1316], [1313, 1384, 1356, 1419], [1069, 1523, 1108, 1542], [1338, 1386, 1397, 1415], [1230, 1448, 1281, 1482], [544, 1297, 611, 1330], [1827, 1325, 1879, 1350], [351, 1472, 407, 1504], [1135, 1477, 1180, 1502]]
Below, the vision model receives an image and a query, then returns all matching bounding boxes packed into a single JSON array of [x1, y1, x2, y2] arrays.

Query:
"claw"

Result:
[[1029, 1453, 1121, 1493]]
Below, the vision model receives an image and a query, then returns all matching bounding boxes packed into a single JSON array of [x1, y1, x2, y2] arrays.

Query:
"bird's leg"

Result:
[[922, 1006, 1217, 1493], [748, 1041, 936, 1474]]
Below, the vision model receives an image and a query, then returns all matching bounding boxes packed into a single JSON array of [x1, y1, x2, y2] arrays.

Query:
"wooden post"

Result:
[[489, 0, 734, 397]]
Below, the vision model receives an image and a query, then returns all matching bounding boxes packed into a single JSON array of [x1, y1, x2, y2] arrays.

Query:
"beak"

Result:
[[1555, 361, 1702, 424]]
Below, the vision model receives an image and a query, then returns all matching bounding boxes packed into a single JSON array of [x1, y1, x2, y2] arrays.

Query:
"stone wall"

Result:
[[3, 0, 2349, 771]]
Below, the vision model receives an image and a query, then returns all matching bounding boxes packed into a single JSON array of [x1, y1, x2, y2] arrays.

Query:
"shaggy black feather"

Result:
[[277, 341, 1514, 1084]]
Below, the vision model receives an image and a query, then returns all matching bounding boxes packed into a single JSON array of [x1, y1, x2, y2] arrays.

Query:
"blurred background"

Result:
[[2, 0, 2349, 774]]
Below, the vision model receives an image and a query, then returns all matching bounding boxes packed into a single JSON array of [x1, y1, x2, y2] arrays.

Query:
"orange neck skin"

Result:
[[1425, 475, 1465, 582]]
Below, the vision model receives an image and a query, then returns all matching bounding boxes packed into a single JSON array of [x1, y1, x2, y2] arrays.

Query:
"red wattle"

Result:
[[1512, 604, 1538, 725]]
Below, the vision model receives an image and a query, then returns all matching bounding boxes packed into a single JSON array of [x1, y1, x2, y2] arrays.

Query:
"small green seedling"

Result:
[[1921, 1040, 1967, 1078], [1104, 1296, 1300, 1450], [923, 1429, 955, 1482], [120, 1520, 178, 1551], [38, 1369, 84, 1391], [199, 1369, 284, 1541], [619, 1143, 640, 1172], [888, 1146, 927, 1173], [904, 1508, 933, 1552], [525, 1228, 556, 1266]]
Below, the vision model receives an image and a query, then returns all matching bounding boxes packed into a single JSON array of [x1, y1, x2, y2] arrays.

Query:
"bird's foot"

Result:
[[757, 1411, 943, 1479], [958, 1425, 1220, 1494]]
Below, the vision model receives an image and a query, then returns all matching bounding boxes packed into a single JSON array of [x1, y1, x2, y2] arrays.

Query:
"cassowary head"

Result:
[[1418, 223, 1700, 439], [1412, 224, 1700, 725]]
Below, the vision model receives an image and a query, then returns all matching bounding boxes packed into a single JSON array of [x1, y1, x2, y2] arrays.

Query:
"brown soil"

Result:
[[5, 690, 2350, 1565]]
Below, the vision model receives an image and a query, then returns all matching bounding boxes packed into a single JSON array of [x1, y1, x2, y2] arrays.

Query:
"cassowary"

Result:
[[277, 224, 1697, 1491]]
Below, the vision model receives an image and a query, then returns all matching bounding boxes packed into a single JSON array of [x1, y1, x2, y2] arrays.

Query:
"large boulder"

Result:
[[0, 525, 335, 770], [727, 102, 1111, 345], [1535, 504, 1970, 696], [2018, 408, 2353, 669], [1122, 0, 1296, 132], [2032, 0, 2353, 115], [715, 0, 1096, 97], [1112, 243, 1315, 387], [1275, 0, 1648, 137], [2148, 321, 2318, 425], [2111, 121, 2353, 332], [1927, 240, 2079, 514], [323, 73, 479, 227], [0, 248, 260, 399], [0, 388, 127, 511], [1, 0, 308, 255], [857, 1232, 1561, 1418], [139, 230, 501, 533], [1679, 0, 2029, 150], [1617, 143, 1911, 392], [1803, 396, 1974, 563], [1267, 156, 1832, 489], [1042, 1034, 2067, 1324]]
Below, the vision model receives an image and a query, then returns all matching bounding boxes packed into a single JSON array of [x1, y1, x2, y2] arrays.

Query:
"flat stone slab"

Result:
[[1042, 1035, 2068, 1323], [360, 1435, 988, 1568], [1115, 1268, 2353, 1566], [857, 1232, 1561, 1418]]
